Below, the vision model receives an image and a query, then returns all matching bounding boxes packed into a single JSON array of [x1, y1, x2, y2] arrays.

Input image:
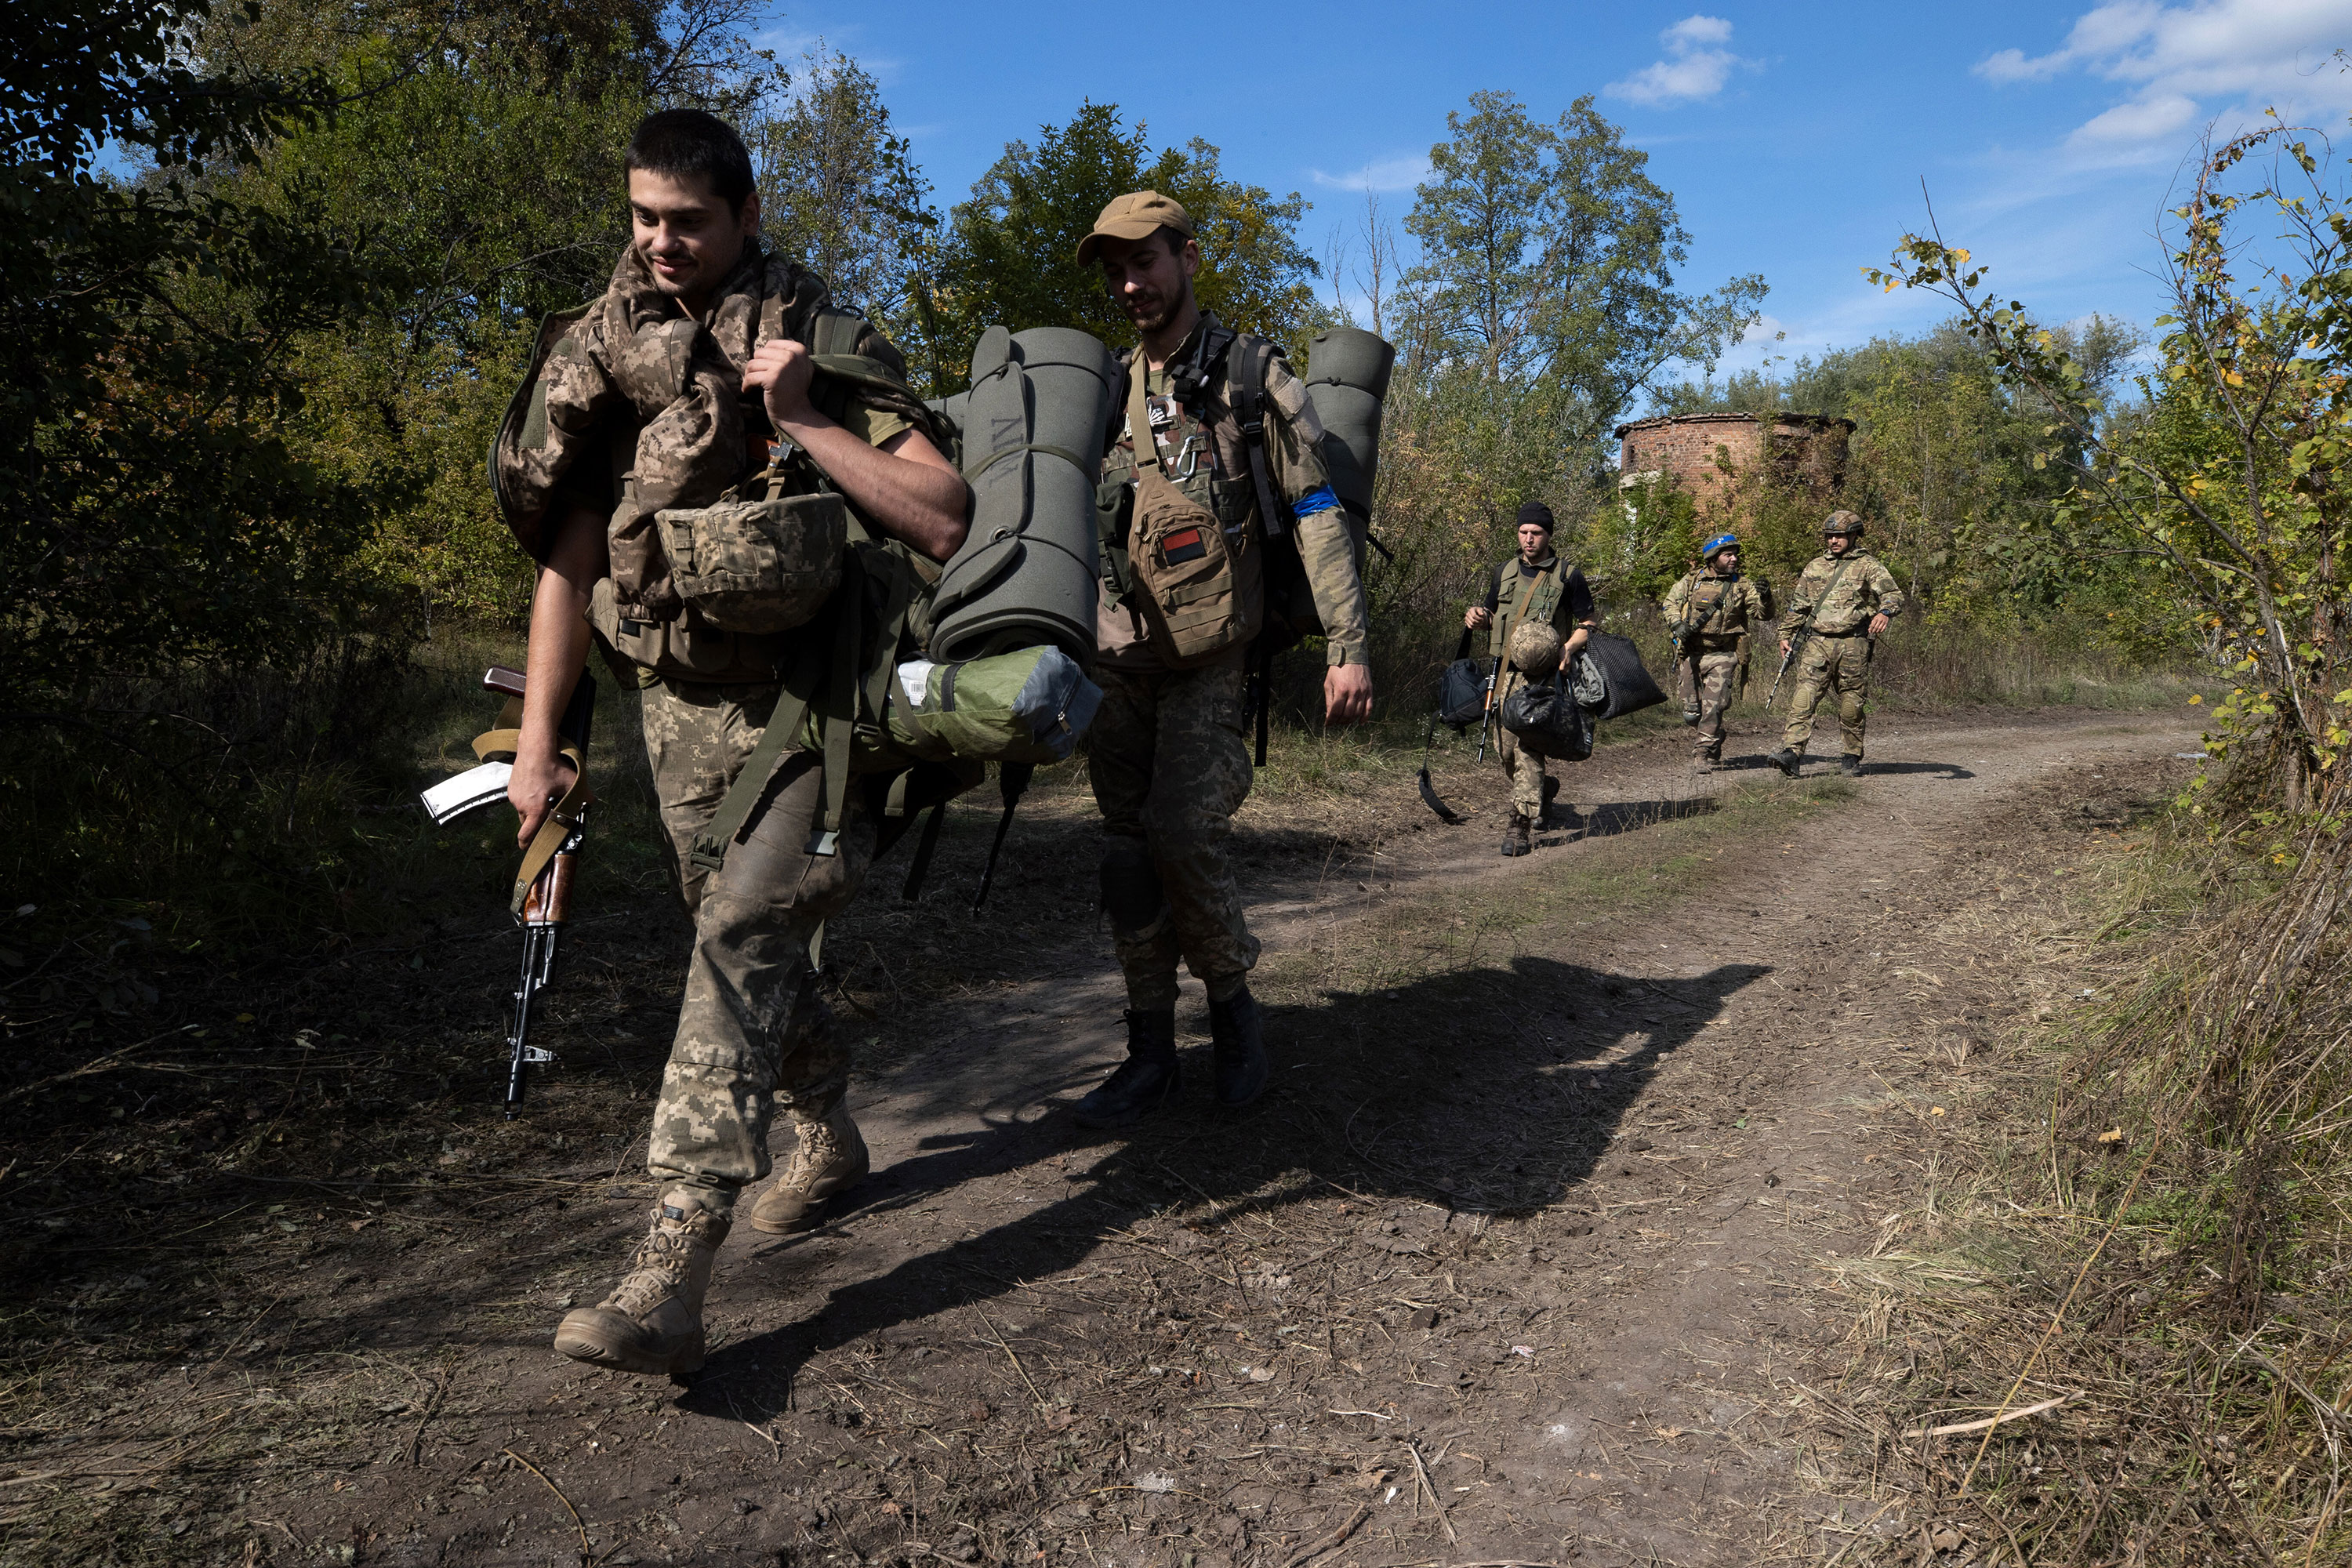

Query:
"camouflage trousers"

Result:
[[638, 677, 873, 1222], [1677, 648, 1744, 757], [1780, 633, 1872, 757], [1089, 663, 1259, 1011], [1493, 670, 1550, 818]]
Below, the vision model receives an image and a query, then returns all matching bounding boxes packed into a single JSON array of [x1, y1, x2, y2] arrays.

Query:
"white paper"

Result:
[[895, 659, 936, 711]]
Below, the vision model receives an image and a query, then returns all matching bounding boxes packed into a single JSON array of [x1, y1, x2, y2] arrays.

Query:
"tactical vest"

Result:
[[1675, 572, 1744, 652], [1488, 557, 1571, 662]]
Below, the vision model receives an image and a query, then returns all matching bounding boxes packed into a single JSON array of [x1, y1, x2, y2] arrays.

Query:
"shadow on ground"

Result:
[[683, 952, 1771, 1425]]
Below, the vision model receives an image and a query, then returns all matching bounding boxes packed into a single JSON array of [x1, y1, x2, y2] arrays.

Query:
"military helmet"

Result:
[[1506, 619, 1565, 677], [1700, 532, 1739, 561], [1822, 510, 1865, 538]]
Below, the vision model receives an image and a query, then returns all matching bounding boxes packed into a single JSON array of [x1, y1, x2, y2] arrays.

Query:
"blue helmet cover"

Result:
[[1700, 532, 1739, 561]]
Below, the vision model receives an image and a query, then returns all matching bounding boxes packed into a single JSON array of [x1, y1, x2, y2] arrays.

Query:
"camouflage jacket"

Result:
[[1096, 314, 1370, 672], [1784, 547, 1905, 638], [492, 241, 925, 625], [1662, 567, 1773, 652]]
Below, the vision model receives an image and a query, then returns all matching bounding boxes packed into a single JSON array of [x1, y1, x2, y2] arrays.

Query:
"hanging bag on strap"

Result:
[[1438, 626, 1490, 731], [1123, 358, 1262, 666]]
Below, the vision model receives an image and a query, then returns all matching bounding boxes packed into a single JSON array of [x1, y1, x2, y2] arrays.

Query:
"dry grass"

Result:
[[1792, 772, 2352, 1565]]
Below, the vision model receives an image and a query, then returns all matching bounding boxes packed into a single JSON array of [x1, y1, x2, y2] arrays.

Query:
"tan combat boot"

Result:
[[554, 1198, 728, 1376], [747, 1104, 869, 1236]]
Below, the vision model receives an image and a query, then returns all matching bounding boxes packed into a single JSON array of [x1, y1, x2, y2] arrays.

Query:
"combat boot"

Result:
[[1839, 753, 1864, 777], [1074, 1009, 1178, 1127], [1501, 811, 1532, 856], [747, 1103, 869, 1236], [1208, 986, 1269, 1109], [554, 1198, 728, 1377], [1769, 746, 1802, 778]]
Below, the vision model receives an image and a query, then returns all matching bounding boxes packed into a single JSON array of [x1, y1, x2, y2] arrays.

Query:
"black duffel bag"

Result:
[[1436, 628, 1491, 732], [1577, 630, 1668, 720], [1500, 675, 1594, 760]]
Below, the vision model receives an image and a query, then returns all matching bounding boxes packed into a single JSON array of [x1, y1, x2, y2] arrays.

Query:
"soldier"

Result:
[[1769, 510, 1904, 778], [1661, 532, 1773, 770], [1465, 502, 1597, 856], [1074, 191, 1374, 1127], [493, 111, 971, 1375]]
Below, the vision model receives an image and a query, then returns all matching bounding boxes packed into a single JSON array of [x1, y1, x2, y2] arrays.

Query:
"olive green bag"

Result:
[[1123, 368, 1262, 666]]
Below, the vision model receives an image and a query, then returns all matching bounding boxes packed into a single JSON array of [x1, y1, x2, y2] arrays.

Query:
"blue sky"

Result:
[[762, 1, 2352, 398]]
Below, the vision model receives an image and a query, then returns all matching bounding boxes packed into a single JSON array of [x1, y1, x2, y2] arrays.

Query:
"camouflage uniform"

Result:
[[1661, 564, 1774, 760], [1483, 554, 1595, 818], [1093, 313, 1370, 1008], [1779, 547, 1905, 760], [493, 242, 921, 1223]]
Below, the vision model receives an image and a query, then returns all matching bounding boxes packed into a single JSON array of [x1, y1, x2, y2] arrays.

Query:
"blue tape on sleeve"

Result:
[[1291, 485, 1339, 520]]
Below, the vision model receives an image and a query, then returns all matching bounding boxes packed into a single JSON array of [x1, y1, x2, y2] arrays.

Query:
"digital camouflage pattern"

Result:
[[1088, 664, 1259, 1010], [1507, 617, 1564, 677], [1096, 316, 1370, 672], [1782, 546, 1904, 638], [495, 242, 921, 622], [639, 678, 874, 1222], [1780, 635, 1875, 757], [1495, 708, 1551, 818]]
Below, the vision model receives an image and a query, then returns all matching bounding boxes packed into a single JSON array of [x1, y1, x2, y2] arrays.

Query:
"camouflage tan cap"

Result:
[[1822, 509, 1866, 536], [1076, 191, 1196, 266]]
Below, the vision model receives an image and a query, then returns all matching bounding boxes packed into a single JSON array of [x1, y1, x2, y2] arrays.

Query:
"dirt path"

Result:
[[0, 707, 2201, 1567]]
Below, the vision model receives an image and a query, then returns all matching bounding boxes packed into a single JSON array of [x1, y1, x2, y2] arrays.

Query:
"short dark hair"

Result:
[[1152, 224, 1193, 259], [626, 110, 757, 216]]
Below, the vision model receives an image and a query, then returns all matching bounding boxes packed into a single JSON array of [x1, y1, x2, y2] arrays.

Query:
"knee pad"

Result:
[[1099, 837, 1167, 934]]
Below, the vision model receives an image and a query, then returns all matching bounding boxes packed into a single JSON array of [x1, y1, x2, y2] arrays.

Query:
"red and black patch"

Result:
[[1163, 528, 1207, 564]]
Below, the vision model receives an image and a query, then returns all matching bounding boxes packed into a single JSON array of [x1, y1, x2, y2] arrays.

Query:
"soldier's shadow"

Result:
[[681, 952, 1771, 1421]]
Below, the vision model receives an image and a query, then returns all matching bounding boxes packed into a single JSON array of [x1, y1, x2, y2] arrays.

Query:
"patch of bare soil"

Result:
[[0, 709, 2199, 1566]]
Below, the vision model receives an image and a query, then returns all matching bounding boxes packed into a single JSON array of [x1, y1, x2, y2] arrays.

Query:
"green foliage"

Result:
[[1873, 122, 2352, 808], [1584, 477, 1698, 604], [4, 0, 376, 706], [928, 102, 1325, 385]]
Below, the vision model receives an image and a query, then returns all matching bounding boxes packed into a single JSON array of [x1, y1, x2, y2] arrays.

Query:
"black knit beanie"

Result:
[[1515, 500, 1555, 533]]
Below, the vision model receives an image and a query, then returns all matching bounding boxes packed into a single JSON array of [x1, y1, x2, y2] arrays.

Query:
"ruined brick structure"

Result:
[[1613, 412, 1856, 521]]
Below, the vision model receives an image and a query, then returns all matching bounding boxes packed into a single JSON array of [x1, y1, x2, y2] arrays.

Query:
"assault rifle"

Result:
[[1766, 623, 1809, 709], [419, 664, 596, 1118]]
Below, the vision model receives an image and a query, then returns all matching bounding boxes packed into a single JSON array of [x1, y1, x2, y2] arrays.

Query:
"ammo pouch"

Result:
[[653, 489, 846, 634], [1501, 676, 1593, 761]]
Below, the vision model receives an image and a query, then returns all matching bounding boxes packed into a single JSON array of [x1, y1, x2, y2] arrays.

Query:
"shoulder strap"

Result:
[[1225, 336, 1288, 540]]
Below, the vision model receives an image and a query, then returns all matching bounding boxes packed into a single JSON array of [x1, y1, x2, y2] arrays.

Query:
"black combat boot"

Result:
[[1839, 753, 1864, 776], [1207, 987, 1269, 1109], [1074, 1009, 1178, 1127], [1769, 746, 1802, 778], [1501, 811, 1532, 856]]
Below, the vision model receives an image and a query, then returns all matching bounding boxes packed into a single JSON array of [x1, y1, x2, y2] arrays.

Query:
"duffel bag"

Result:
[[1500, 676, 1593, 761], [1436, 628, 1491, 731], [1576, 630, 1668, 719], [886, 644, 1104, 766]]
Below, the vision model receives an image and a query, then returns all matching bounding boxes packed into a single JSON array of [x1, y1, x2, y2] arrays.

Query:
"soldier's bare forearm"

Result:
[[782, 416, 969, 561], [509, 506, 604, 844]]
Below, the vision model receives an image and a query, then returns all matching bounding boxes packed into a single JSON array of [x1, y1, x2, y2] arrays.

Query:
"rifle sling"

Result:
[[509, 740, 587, 916]]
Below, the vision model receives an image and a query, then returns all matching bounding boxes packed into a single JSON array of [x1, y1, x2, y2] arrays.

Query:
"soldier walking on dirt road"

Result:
[[492, 111, 971, 1377], [1075, 191, 1375, 1129], [1769, 510, 1904, 778], [1662, 533, 1773, 771], [1467, 502, 1597, 856]]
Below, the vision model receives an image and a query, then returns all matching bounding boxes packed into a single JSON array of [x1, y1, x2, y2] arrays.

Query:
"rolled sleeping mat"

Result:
[[1302, 326, 1396, 527], [927, 325, 1120, 666]]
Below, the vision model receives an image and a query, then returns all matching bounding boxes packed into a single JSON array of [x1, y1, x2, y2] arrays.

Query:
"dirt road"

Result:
[[0, 706, 2201, 1566]]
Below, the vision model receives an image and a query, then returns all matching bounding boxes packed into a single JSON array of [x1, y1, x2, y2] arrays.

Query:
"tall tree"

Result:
[[930, 102, 1323, 385], [1404, 90, 1763, 445]]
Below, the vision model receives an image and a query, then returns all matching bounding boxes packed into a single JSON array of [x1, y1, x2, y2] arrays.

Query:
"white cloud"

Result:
[[1605, 15, 1753, 107], [1975, 1, 2352, 158], [1309, 155, 1432, 193]]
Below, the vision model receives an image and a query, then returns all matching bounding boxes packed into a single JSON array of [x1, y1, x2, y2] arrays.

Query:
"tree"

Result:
[[930, 102, 1323, 385], [1403, 91, 1765, 446], [2, 0, 372, 703], [1873, 123, 2352, 808]]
